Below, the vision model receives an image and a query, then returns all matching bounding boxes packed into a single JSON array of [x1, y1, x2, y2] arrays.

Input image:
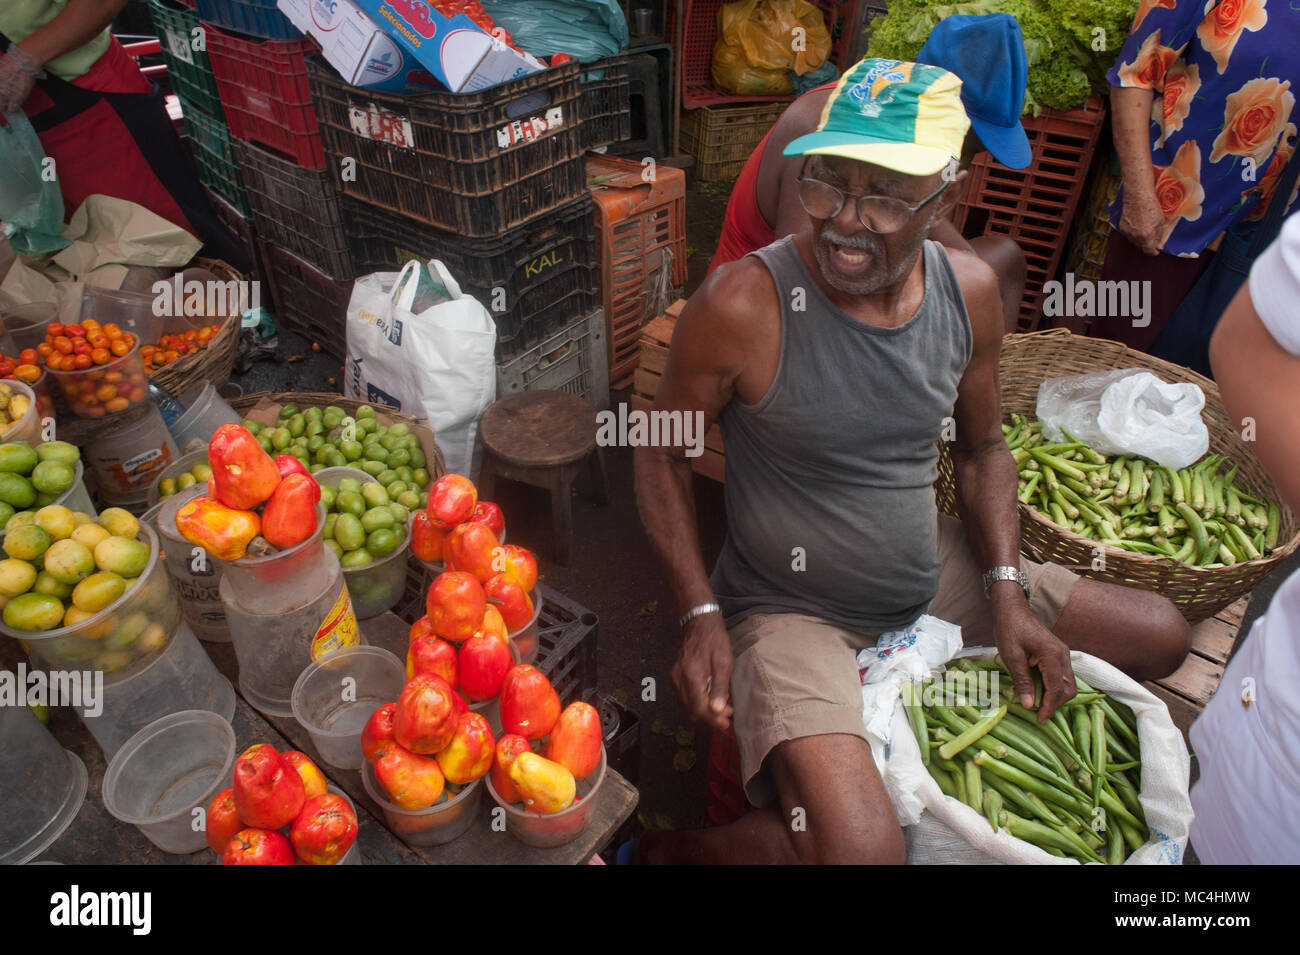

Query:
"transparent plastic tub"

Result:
[[0, 700, 88, 865], [315, 467, 410, 619], [80, 285, 164, 345], [485, 746, 606, 849], [1, 300, 58, 353], [155, 482, 230, 643], [0, 460, 96, 543], [45, 339, 151, 419], [101, 709, 236, 854], [84, 401, 179, 510], [291, 646, 405, 770], [168, 381, 241, 452], [0, 378, 41, 444], [220, 502, 333, 614], [146, 447, 210, 509], [360, 759, 483, 848]]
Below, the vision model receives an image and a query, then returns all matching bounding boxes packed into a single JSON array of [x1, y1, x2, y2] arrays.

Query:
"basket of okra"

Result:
[[935, 329, 1300, 624]]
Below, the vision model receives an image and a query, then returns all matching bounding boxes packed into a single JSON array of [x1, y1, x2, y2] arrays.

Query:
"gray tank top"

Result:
[[710, 235, 973, 634]]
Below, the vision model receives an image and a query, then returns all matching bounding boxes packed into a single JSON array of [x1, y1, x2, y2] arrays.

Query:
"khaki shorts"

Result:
[[729, 513, 1078, 808]]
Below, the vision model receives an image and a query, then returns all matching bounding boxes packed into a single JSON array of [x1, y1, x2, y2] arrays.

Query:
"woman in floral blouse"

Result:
[[1099, 0, 1299, 353]]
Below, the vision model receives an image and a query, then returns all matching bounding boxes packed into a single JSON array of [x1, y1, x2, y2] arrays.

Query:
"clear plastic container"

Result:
[[84, 401, 179, 510], [146, 447, 210, 509], [80, 285, 164, 345], [221, 504, 363, 717], [0, 378, 40, 444], [511, 590, 541, 665], [45, 339, 151, 419], [485, 746, 606, 849], [1, 300, 58, 353], [167, 381, 240, 452], [0, 700, 88, 865], [291, 646, 405, 770], [100, 709, 236, 855], [315, 466, 411, 620], [0, 460, 96, 543], [360, 759, 483, 847], [155, 482, 230, 644]]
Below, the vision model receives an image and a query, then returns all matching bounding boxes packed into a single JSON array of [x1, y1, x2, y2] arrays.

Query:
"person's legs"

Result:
[[930, 514, 1190, 680], [1094, 230, 1215, 352], [969, 234, 1027, 333], [639, 613, 904, 864]]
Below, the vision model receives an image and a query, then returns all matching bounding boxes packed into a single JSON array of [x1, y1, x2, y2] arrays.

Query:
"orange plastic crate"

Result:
[[587, 154, 687, 388]]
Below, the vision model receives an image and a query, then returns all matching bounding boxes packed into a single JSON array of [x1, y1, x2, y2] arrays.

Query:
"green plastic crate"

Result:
[[182, 102, 248, 215], [147, 0, 223, 119]]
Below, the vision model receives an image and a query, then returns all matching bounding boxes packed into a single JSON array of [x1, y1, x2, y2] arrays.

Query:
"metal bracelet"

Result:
[[678, 602, 721, 629]]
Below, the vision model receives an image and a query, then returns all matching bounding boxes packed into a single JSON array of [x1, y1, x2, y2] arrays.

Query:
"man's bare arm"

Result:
[[634, 260, 774, 728], [947, 249, 1077, 718]]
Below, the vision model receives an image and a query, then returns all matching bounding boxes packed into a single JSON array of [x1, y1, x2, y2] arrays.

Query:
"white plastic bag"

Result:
[[1035, 369, 1208, 470], [861, 641, 1193, 865], [345, 261, 497, 478]]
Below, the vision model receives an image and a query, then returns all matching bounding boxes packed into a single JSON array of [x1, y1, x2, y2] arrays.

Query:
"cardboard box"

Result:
[[352, 0, 544, 93], [277, 0, 439, 92]]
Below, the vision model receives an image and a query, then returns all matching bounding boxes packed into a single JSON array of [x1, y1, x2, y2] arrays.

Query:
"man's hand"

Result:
[[995, 603, 1077, 722], [672, 614, 734, 731], [1118, 188, 1166, 256], [0, 46, 43, 113]]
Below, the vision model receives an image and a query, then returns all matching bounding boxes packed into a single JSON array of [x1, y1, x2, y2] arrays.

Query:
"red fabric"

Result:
[[1098, 230, 1215, 351], [24, 38, 194, 234], [707, 81, 839, 276]]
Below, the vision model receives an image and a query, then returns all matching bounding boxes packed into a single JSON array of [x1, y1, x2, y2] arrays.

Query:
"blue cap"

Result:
[[916, 13, 1032, 170]]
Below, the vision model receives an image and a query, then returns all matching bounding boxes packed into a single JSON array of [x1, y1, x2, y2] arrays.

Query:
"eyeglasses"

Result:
[[795, 170, 950, 234]]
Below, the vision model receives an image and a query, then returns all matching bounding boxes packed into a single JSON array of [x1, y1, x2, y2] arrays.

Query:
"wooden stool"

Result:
[[477, 390, 608, 566]]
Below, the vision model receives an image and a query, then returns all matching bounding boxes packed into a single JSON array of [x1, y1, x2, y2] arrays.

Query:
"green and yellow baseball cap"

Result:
[[784, 59, 970, 176]]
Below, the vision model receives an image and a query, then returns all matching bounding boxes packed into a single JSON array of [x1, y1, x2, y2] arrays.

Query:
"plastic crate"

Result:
[[598, 695, 641, 787], [204, 186, 266, 290], [953, 96, 1108, 332], [681, 0, 859, 108], [182, 102, 248, 213], [307, 57, 589, 236], [587, 153, 686, 388], [195, 0, 300, 40], [496, 307, 610, 410], [148, 0, 222, 117], [579, 53, 633, 151], [704, 725, 752, 827], [233, 140, 351, 278], [606, 50, 667, 160], [679, 101, 786, 180], [204, 25, 323, 168], [534, 583, 599, 707], [342, 194, 599, 361], [258, 242, 353, 359]]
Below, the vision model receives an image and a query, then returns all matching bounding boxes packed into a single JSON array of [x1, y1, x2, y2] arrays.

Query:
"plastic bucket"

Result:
[[291, 646, 405, 770], [101, 709, 236, 854], [168, 381, 240, 452], [79, 285, 164, 345], [0, 378, 41, 445], [0, 460, 95, 545], [361, 760, 483, 848], [220, 502, 332, 613], [83, 402, 180, 511], [146, 447, 210, 509], [485, 746, 606, 849], [0, 701, 87, 865], [1, 301, 58, 354]]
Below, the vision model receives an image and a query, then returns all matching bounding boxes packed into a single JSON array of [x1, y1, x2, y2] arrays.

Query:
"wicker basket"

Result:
[[148, 257, 242, 396], [935, 329, 1300, 623], [228, 391, 448, 483]]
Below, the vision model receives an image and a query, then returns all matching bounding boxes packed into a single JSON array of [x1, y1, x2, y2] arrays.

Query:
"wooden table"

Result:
[[10, 612, 638, 865]]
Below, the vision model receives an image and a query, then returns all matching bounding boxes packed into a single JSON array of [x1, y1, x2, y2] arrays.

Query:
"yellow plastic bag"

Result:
[[710, 0, 832, 96]]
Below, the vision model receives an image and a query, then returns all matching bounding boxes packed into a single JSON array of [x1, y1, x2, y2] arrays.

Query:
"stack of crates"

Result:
[[313, 55, 612, 407], [191, 0, 355, 357], [586, 153, 686, 389]]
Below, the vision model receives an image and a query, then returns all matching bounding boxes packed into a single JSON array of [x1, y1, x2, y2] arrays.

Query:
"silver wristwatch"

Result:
[[982, 566, 1030, 600]]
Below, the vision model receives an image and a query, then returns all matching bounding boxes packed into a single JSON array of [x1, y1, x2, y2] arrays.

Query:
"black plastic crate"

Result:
[[534, 582, 598, 708], [579, 53, 633, 151], [307, 57, 588, 236], [195, 0, 300, 40], [258, 241, 352, 360], [204, 186, 267, 289], [598, 695, 641, 787], [234, 140, 352, 279], [342, 194, 599, 361]]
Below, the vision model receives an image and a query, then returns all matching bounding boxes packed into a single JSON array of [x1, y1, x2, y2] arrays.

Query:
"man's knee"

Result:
[[1142, 594, 1192, 678]]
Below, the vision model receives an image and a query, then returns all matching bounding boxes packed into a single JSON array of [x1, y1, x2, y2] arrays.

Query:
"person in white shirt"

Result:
[[1191, 211, 1300, 864]]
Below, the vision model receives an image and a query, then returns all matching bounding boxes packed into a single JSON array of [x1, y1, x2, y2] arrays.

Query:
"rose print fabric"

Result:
[[1107, 0, 1300, 256]]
